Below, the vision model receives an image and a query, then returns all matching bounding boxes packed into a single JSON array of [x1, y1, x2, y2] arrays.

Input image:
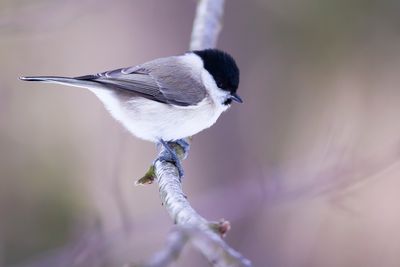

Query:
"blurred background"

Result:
[[1, 0, 400, 266]]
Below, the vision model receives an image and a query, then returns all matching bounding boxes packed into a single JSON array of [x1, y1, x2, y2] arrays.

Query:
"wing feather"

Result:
[[75, 56, 207, 106]]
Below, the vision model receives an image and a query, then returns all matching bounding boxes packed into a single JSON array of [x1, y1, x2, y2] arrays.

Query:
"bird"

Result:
[[20, 48, 242, 177]]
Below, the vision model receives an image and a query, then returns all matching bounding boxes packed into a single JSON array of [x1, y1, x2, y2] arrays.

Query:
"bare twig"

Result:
[[153, 157, 252, 267], [131, 228, 188, 267], [138, 223, 251, 267], [190, 0, 225, 50], [140, 0, 253, 267]]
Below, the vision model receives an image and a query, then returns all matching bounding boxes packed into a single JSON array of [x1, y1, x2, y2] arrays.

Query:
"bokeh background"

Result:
[[1, 0, 400, 266]]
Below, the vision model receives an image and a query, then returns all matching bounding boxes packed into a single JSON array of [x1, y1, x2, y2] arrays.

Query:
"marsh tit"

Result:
[[21, 49, 242, 176]]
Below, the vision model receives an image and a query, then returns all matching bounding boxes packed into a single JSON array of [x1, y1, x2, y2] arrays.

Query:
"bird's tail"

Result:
[[20, 76, 102, 90]]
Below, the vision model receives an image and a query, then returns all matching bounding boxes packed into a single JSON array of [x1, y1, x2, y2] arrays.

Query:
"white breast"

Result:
[[91, 89, 227, 142]]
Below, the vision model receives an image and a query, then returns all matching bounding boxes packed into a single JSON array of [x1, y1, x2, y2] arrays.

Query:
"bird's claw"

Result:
[[156, 154, 185, 178], [155, 139, 185, 178], [175, 139, 190, 156]]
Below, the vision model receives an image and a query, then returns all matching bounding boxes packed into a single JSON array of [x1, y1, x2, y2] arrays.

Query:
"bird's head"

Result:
[[193, 49, 242, 106]]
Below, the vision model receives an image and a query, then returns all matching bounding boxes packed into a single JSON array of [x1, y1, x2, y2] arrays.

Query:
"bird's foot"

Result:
[[155, 139, 185, 178], [175, 139, 190, 158]]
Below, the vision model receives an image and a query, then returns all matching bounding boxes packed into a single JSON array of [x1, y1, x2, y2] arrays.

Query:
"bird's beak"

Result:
[[230, 92, 243, 103]]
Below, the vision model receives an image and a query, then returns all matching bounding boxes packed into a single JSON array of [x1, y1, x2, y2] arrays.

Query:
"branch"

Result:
[[190, 0, 225, 50], [153, 156, 251, 267], [138, 0, 253, 267], [131, 228, 188, 267]]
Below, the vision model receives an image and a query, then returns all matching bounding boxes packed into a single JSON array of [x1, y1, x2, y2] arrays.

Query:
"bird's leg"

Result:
[[175, 138, 190, 157], [155, 139, 185, 178]]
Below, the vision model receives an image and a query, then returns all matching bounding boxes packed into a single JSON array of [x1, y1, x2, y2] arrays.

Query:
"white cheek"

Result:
[[201, 69, 230, 108], [187, 52, 231, 107]]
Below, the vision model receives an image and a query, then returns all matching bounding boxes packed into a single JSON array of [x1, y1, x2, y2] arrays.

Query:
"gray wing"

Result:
[[76, 56, 207, 106]]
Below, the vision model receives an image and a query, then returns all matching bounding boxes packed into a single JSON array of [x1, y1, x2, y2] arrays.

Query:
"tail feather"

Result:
[[20, 76, 101, 90]]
